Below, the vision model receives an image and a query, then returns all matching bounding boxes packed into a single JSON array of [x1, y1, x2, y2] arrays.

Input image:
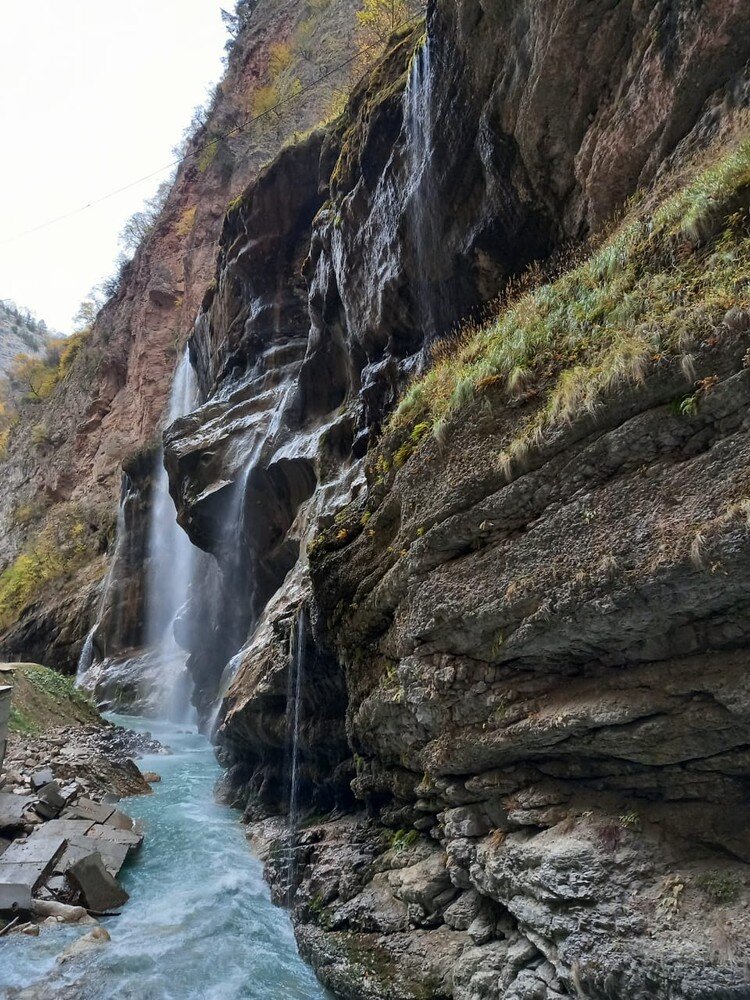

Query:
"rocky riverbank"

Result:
[[0, 663, 164, 941]]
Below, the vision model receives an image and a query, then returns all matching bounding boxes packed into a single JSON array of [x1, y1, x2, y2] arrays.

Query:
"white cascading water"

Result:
[[284, 608, 306, 901], [76, 475, 136, 683], [404, 35, 440, 344], [207, 649, 244, 738], [142, 348, 200, 721], [205, 458, 256, 735]]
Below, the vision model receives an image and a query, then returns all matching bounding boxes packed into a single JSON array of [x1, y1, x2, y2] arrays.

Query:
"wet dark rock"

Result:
[[154, 0, 750, 996]]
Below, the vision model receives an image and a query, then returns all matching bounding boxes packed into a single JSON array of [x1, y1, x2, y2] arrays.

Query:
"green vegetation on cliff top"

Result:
[[4, 662, 101, 734], [390, 133, 750, 470]]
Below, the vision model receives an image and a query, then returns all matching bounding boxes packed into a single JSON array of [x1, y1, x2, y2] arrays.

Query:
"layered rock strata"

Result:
[[162, 0, 750, 996]]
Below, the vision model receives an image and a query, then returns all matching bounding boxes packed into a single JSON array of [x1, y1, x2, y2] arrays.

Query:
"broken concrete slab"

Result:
[[56, 835, 129, 878], [57, 784, 80, 806], [34, 782, 66, 820], [86, 824, 142, 853], [37, 819, 93, 839], [0, 833, 67, 905], [1, 834, 66, 867], [68, 853, 128, 912], [104, 808, 134, 832], [30, 769, 54, 791], [0, 793, 33, 831], [63, 798, 115, 825], [0, 862, 57, 893]]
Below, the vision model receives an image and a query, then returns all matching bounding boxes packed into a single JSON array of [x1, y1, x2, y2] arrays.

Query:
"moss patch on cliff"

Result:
[[390, 132, 750, 470], [328, 23, 422, 197], [0, 505, 103, 632]]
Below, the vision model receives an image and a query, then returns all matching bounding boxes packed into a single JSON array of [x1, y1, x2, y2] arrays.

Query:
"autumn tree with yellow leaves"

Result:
[[356, 0, 423, 50]]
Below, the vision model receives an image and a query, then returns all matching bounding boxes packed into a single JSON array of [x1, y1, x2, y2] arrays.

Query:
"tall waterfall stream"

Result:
[[0, 351, 333, 996], [0, 718, 331, 998], [4, 44, 443, 993], [141, 349, 200, 722]]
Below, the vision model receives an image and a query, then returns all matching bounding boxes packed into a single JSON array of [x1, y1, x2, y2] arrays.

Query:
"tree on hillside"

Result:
[[72, 288, 107, 333], [357, 0, 423, 48], [118, 177, 173, 254], [10, 353, 52, 400], [222, 0, 258, 50]]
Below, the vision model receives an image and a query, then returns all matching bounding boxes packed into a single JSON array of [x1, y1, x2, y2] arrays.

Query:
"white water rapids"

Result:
[[0, 719, 332, 999]]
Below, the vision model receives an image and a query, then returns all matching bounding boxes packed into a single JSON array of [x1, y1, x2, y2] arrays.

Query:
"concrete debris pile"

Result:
[[0, 729, 161, 935]]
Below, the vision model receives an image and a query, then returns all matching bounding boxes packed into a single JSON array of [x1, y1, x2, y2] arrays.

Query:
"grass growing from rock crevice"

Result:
[[389, 134, 750, 471]]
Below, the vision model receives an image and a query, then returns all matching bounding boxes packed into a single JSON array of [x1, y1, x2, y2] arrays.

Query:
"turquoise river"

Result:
[[0, 718, 331, 999]]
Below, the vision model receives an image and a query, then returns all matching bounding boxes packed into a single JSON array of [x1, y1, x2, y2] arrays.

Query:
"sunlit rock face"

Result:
[[165, 0, 750, 996]]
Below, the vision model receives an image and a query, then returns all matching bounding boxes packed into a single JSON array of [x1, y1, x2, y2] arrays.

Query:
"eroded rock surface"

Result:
[[0, 0, 360, 671], [159, 0, 750, 997]]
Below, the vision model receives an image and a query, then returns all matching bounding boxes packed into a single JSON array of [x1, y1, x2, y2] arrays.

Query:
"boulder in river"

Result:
[[56, 925, 111, 964]]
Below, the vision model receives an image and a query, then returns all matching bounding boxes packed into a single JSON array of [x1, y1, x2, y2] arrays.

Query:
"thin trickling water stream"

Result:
[[282, 609, 306, 903], [404, 35, 441, 344], [76, 475, 138, 682], [0, 718, 332, 1000]]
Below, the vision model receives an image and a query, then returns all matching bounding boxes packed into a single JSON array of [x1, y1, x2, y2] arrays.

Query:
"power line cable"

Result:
[[0, 15, 423, 247]]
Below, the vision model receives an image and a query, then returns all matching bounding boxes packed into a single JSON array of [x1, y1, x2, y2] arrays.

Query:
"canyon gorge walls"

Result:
[[161, 1, 750, 996], [2, 0, 750, 996], [0, 0, 359, 673]]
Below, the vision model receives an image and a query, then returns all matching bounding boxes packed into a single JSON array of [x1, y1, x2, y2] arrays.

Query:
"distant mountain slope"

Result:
[[0, 301, 51, 376]]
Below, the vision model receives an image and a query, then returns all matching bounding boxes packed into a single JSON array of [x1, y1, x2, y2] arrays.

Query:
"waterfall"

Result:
[[288, 608, 306, 833], [205, 459, 256, 734], [283, 608, 306, 903], [142, 348, 200, 721], [404, 35, 442, 345], [207, 649, 244, 738], [76, 474, 134, 683]]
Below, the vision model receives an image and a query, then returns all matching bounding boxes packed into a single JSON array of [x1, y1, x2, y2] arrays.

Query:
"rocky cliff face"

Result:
[[2, 0, 750, 995], [162, 0, 750, 997], [0, 0, 358, 670]]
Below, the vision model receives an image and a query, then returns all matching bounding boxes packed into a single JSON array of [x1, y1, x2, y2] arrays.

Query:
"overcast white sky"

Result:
[[0, 1, 228, 332]]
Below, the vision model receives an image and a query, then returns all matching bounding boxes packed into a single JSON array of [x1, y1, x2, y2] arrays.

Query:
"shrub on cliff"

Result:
[[8, 329, 90, 403], [0, 506, 101, 633], [357, 0, 423, 47]]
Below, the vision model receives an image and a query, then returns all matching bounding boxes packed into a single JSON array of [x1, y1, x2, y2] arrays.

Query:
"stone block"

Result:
[[30, 769, 54, 791], [34, 782, 66, 820], [56, 835, 129, 877], [68, 853, 129, 912], [0, 793, 33, 832], [87, 824, 142, 853]]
